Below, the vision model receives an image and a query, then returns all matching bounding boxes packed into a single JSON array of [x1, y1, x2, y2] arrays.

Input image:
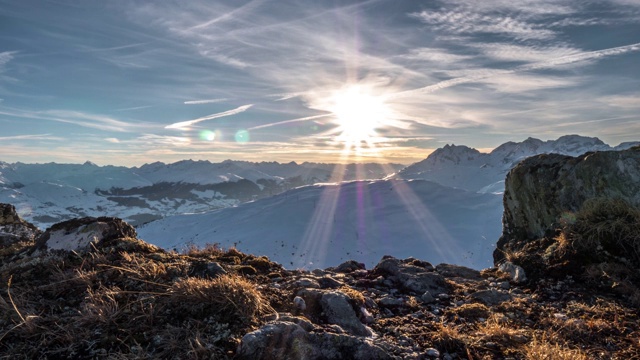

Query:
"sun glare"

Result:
[[329, 86, 391, 147]]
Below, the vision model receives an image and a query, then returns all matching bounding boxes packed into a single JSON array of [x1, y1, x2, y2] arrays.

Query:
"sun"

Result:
[[328, 85, 391, 147]]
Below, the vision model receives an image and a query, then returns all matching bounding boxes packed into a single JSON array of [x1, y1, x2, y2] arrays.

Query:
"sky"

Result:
[[0, 0, 639, 166]]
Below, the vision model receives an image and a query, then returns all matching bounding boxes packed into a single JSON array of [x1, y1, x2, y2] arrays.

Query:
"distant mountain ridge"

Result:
[[390, 135, 639, 192], [1, 134, 636, 229], [0, 159, 403, 228]]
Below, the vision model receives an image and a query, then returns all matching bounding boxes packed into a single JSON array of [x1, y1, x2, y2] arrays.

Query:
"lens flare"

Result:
[[199, 130, 216, 141], [235, 129, 250, 143]]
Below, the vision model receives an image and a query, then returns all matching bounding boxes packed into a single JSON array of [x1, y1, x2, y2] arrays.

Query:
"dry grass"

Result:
[[183, 242, 224, 258], [0, 240, 280, 359], [167, 275, 272, 325], [523, 332, 589, 360], [448, 303, 490, 320], [570, 197, 640, 265], [431, 322, 468, 353], [339, 286, 366, 306]]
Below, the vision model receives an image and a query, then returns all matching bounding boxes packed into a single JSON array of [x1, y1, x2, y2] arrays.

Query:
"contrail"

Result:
[[183, 98, 228, 105], [165, 104, 253, 129], [387, 42, 640, 99], [248, 113, 332, 130]]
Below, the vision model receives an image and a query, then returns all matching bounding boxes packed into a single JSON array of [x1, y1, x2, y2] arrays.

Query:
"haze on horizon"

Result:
[[1, 0, 639, 166]]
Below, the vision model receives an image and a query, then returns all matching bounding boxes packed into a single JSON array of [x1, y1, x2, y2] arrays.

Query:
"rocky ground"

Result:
[[1, 204, 639, 359]]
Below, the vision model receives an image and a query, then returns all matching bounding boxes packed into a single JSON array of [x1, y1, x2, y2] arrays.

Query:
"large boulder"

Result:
[[236, 321, 392, 360], [31, 216, 138, 253], [373, 256, 447, 295], [296, 289, 372, 337], [0, 203, 41, 248], [495, 147, 640, 264]]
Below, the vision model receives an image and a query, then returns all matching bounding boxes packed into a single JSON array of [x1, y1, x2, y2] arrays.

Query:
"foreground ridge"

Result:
[[0, 212, 638, 359]]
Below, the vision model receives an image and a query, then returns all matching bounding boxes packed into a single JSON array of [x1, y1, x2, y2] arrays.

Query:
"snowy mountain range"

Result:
[[0, 160, 402, 228], [390, 135, 639, 193], [1, 134, 636, 269]]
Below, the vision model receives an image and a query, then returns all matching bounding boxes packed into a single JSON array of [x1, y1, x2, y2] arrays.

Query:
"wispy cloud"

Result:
[[248, 113, 331, 130], [389, 43, 640, 99], [0, 106, 153, 133], [114, 105, 152, 112], [165, 104, 253, 130], [183, 98, 228, 105], [411, 10, 556, 40], [0, 134, 62, 141], [0, 51, 17, 68]]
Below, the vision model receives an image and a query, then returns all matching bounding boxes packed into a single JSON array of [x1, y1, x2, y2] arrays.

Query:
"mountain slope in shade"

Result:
[[391, 135, 639, 192], [137, 179, 504, 270]]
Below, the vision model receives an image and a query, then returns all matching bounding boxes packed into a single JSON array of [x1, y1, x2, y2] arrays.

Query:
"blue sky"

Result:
[[1, 0, 639, 166]]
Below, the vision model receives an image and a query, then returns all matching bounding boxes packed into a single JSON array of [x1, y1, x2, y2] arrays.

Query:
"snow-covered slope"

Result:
[[391, 135, 636, 192], [0, 160, 403, 228], [137, 179, 503, 270]]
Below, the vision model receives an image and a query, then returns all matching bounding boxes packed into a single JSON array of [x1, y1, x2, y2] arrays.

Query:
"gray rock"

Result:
[[373, 256, 448, 295], [294, 296, 307, 311], [318, 276, 343, 289], [495, 148, 640, 264], [378, 295, 405, 307], [334, 260, 366, 273], [298, 289, 372, 337], [470, 289, 511, 305], [436, 263, 482, 280], [321, 291, 372, 336], [31, 216, 137, 253], [236, 321, 392, 360], [420, 291, 435, 304], [425, 348, 440, 358], [293, 277, 321, 289], [498, 261, 527, 283], [206, 261, 227, 276], [0, 203, 41, 248]]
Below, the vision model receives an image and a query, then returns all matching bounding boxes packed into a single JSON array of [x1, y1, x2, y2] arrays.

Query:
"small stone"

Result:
[[378, 295, 404, 307], [293, 296, 306, 311], [498, 261, 527, 283], [294, 278, 321, 289], [553, 313, 568, 320], [360, 307, 375, 324], [425, 348, 440, 357], [420, 291, 435, 304]]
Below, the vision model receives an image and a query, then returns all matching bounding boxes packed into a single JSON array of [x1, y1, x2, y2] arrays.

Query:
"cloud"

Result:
[[114, 105, 152, 112], [398, 48, 471, 63], [165, 104, 253, 130], [0, 51, 17, 68], [104, 137, 120, 143], [600, 94, 640, 108], [183, 98, 228, 105], [248, 114, 331, 130], [389, 42, 640, 99], [411, 10, 556, 40], [0, 134, 62, 141], [0, 106, 153, 133], [471, 43, 580, 63], [41, 110, 149, 132]]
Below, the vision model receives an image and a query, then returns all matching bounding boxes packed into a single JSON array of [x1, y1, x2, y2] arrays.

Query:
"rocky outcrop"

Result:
[[495, 147, 640, 264], [0, 203, 41, 248], [372, 256, 448, 295], [31, 216, 138, 253], [236, 320, 391, 360]]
